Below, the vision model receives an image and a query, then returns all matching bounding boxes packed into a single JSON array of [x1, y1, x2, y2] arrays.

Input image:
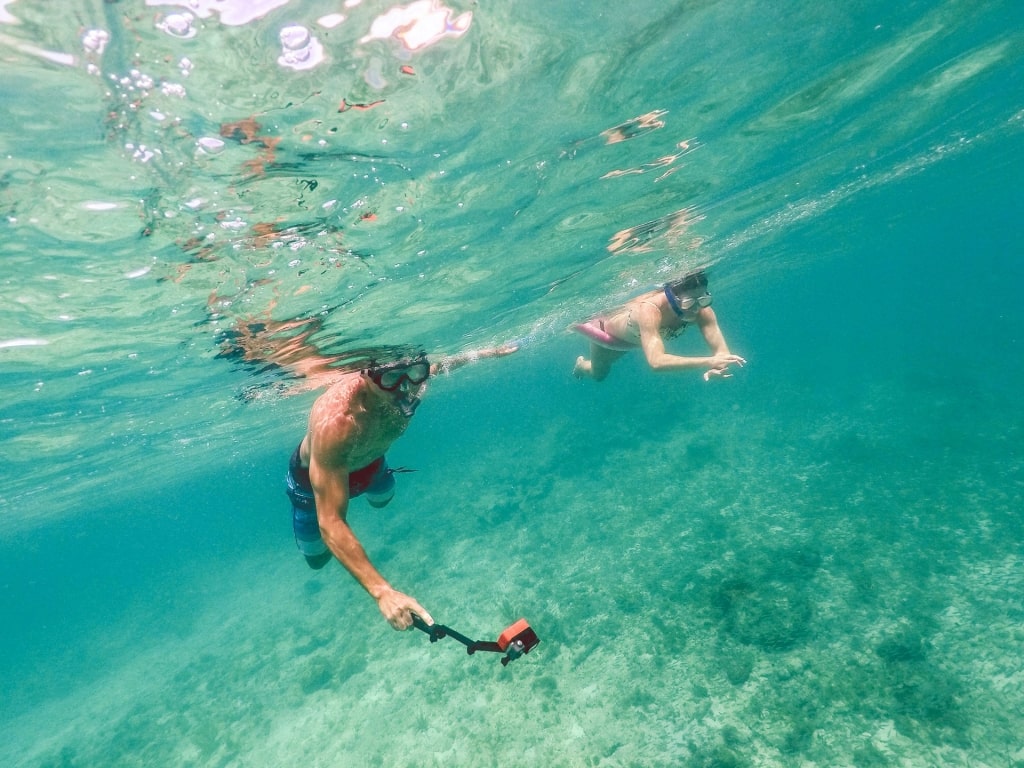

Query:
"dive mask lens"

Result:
[[378, 369, 404, 390], [404, 361, 430, 385], [679, 292, 713, 310], [374, 358, 431, 391]]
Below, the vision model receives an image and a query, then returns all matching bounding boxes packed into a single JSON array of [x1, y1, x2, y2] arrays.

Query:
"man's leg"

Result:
[[286, 467, 333, 570], [364, 459, 397, 509], [291, 503, 333, 569]]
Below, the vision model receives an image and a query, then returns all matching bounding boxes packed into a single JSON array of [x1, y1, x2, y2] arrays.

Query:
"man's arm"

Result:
[[431, 343, 518, 376], [308, 444, 433, 630]]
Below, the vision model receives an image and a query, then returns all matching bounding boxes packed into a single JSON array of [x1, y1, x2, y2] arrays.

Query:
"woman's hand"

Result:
[[703, 353, 746, 381]]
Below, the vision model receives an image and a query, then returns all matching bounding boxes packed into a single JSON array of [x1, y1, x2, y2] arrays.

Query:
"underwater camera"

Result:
[[412, 616, 540, 667]]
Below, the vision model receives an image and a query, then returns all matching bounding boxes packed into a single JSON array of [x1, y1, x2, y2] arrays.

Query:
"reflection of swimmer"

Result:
[[607, 206, 703, 255], [214, 310, 346, 395], [600, 139, 698, 181], [601, 110, 668, 145], [572, 269, 745, 382], [220, 117, 281, 176], [560, 110, 669, 161], [165, 217, 344, 284]]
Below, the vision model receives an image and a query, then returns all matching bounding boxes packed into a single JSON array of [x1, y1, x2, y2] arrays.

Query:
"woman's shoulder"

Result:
[[631, 291, 666, 319], [625, 287, 663, 307]]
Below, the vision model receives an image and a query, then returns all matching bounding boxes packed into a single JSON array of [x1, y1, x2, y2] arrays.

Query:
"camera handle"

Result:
[[411, 615, 539, 666]]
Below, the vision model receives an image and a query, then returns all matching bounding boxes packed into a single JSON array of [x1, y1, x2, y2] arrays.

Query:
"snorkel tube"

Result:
[[395, 387, 423, 418], [411, 616, 540, 667], [664, 283, 688, 318]]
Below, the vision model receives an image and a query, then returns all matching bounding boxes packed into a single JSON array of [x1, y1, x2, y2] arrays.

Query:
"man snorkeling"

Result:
[[285, 346, 516, 631], [572, 269, 746, 382]]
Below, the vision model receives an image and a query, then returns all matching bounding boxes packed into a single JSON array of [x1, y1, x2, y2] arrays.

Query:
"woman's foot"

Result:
[[573, 356, 591, 379]]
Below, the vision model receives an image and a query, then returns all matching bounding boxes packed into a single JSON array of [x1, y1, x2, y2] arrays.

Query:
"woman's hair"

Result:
[[668, 269, 708, 295]]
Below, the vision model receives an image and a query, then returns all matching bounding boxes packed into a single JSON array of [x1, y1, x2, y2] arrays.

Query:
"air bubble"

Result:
[[157, 13, 197, 39], [161, 82, 187, 98], [197, 137, 225, 154], [278, 25, 324, 71], [280, 25, 310, 50], [82, 29, 109, 54]]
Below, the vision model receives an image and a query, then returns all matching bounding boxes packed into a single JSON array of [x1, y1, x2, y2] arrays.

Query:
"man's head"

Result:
[[364, 353, 431, 417]]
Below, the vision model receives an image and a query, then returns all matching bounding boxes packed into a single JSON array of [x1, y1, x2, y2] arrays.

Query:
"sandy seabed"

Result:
[[7, 374, 1024, 768]]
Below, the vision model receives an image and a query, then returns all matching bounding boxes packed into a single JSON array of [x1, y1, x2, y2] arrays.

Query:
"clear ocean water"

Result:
[[2, 1, 1023, 766]]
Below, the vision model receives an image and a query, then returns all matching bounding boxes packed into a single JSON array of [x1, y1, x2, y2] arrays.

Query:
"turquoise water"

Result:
[[2, 0, 1023, 765]]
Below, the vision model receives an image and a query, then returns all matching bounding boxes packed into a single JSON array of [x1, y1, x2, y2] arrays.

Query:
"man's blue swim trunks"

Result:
[[285, 444, 396, 569]]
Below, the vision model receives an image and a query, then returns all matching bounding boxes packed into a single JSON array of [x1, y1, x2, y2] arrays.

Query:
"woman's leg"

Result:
[[574, 343, 626, 381]]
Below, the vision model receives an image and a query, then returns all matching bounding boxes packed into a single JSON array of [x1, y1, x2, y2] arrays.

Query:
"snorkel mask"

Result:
[[665, 271, 712, 318], [366, 354, 431, 417]]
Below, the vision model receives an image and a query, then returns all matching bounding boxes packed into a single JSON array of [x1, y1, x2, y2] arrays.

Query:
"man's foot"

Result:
[[305, 551, 333, 570]]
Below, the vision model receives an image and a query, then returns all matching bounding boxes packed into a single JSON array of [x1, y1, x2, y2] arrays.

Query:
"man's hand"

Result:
[[703, 353, 747, 381], [376, 587, 434, 631]]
